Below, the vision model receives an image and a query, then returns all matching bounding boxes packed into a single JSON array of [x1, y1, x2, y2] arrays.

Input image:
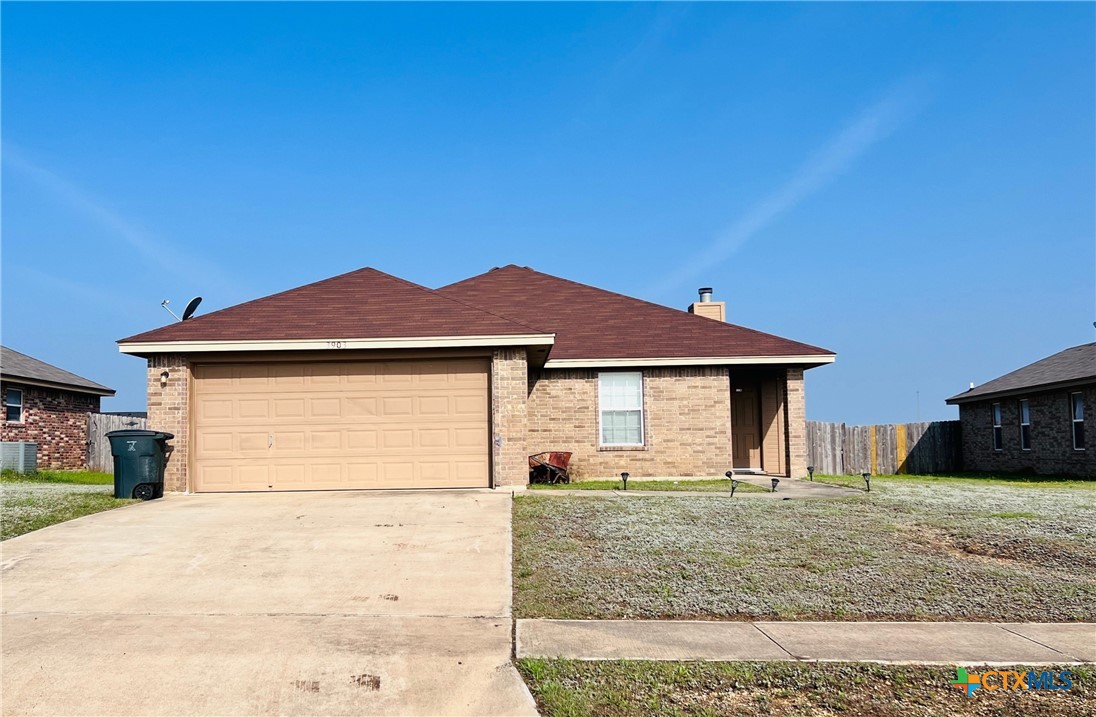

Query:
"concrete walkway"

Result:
[[527, 477, 858, 499], [517, 619, 1096, 665]]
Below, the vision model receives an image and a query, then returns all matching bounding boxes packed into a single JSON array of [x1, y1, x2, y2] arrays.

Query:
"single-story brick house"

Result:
[[946, 342, 1094, 478], [0, 346, 116, 470], [118, 266, 835, 493]]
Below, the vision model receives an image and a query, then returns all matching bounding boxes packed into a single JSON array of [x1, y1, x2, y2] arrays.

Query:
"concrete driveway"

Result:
[[1, 490, 536, 716]]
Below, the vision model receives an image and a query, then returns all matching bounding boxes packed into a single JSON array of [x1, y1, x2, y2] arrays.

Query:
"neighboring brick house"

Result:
[[946, 342, 1095, 478], [118, 266, 835, 493], [0, 346, 116, 470]]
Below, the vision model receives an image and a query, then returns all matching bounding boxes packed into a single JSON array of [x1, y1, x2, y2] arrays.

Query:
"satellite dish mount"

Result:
[[161, 296, 203, 322]]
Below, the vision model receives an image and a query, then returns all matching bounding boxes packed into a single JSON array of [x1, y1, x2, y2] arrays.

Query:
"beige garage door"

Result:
[[192, 359, 490, 492]]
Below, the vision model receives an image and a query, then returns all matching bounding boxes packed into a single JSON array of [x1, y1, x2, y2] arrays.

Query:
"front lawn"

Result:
[[530, 479, 766, 493], [512, 474, 1096, 621], [517, 659, 1094, 717], [1, 477, 134, 540]]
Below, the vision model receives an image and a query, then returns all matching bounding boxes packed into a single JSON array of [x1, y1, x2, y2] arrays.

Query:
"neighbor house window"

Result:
[[598, 372, 644, 446], [1019, 399, 1031, 451], [991, 403, 1002, 451], [5, 387, 23, 423], [1071, 392, 1085, 450]]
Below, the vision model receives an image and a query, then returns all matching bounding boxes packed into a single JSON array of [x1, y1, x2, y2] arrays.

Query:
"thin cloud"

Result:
[[4, 264, 136, 314], [652, 77, 932, 298], [2, 146, 240, 296]]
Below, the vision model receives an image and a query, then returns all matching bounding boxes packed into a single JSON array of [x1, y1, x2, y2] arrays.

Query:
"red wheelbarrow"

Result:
[[528, 451, 573, 484]]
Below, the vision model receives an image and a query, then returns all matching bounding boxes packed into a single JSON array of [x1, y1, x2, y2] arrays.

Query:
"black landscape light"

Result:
[[861, 472, 871, 492], [621, 472, 629, 491], [726, 471, 740, 497], [807, 465, 815, 481], [770, 477, 780, 493]]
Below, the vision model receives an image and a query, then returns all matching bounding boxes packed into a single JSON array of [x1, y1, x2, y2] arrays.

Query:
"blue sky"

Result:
[[3, 2, 1093, 423]]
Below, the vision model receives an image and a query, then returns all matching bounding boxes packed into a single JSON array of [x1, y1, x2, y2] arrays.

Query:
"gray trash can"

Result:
[[106, 430, 174, 500]]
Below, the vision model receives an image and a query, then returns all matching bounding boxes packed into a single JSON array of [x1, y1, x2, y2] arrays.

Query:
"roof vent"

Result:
[[698, 287, 713, 303]]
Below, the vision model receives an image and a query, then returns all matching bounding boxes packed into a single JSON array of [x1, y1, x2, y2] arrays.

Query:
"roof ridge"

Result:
[[373, 271, 550, 335], [445, 265, 832, 355]]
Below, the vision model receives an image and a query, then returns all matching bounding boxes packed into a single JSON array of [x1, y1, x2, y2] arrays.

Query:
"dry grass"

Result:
[[530, 478, 767, 493], [517, 660, 1095, 717], [1, 482, 134, 540], [513, 475, 1096, 621]]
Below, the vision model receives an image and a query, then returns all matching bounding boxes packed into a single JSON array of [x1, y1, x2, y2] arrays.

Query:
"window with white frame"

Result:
[[5, 387, 23, 423], [598, 372, 644, 446], [991, 403, 1003, 451], [1019, 399, 1031, 451], [1071, 392, 1085, 450]]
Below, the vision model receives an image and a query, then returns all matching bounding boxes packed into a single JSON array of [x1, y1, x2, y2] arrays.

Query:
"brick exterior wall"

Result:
[[146, 355, 190, 492], [490, 348, 528, 487], [142, 348, 812, 490], [784, 367, 808, 479], [958, 384, 1095, 478], [527, 367, 735, 480], [0, 382, 100, 470]]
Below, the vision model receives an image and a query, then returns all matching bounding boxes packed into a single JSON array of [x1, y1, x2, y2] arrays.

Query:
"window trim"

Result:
[[597, 371, 645, 448], [1071, 392, 1085, 451], [5, 387, 24, 423], [1018, 398, 1031, 451], [991, 402, 1003, 451]]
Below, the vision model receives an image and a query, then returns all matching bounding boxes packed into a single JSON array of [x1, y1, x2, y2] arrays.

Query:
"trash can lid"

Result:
[[105, 429, 175, 440]]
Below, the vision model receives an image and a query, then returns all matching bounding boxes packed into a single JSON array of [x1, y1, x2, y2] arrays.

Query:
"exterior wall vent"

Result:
[[0, 442, 37, 473]]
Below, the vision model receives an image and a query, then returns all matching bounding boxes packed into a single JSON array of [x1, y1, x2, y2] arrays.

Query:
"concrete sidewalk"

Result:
[[526, 477, 857, 500], [517, 619, 1096, 665]]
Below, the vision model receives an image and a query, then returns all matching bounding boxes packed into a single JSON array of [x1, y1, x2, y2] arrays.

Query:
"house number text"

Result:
[[326, 341, 346, 349]]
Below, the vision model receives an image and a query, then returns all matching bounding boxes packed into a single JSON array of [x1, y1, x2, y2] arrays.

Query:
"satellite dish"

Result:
[[181, 296, 203, 321]]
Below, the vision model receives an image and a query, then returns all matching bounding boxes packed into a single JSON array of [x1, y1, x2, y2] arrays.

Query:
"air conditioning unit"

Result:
[[1, 442, 38, 473]]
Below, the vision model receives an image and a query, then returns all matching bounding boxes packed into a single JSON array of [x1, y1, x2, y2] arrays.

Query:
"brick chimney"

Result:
[[688, 287, 725, 322]]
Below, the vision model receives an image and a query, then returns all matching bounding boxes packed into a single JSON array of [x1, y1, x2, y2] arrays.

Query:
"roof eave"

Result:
[[542, 354, 836, 369], [117, 333, 556, 357], [1, 375, 116, 397], [945, 376, 1096, 405]]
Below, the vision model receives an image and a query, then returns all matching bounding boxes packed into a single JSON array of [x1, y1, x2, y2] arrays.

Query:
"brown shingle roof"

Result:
[[119, 267, 546, 344], [0, 346, 115, 396], [438, 265, 834, 361], [946, 342, 1096, 404]]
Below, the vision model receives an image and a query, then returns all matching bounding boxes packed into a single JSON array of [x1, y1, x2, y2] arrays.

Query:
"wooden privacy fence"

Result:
[[87, 413, 149, 472], [807, 420, 961, 476]]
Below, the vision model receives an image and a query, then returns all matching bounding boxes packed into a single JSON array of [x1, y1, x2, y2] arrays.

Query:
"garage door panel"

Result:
[[419, 429, 450, 448], [381, 429, 414, 449], [199, 399, 234, 420], [454, 395, 488, 415], [238, 432, 269, 452], [274, 399, 305, 418], [200, 432, 234, 454], [238, 400, 269, 419], [347, 430, 378, 450], [237, 365, 270, 384], [310, 398, 341, 417], [346, 397, 378, 416], [455, 427, 488, 448], [193, 359, 489, 492]]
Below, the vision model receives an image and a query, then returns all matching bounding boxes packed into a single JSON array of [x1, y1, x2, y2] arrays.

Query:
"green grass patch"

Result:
[[517, 659, 1094, 717], [2, 483, 134, 540], [1, 469, 114, 485], [530, 478, 766, 493], [814, 472, 1096, 491]]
